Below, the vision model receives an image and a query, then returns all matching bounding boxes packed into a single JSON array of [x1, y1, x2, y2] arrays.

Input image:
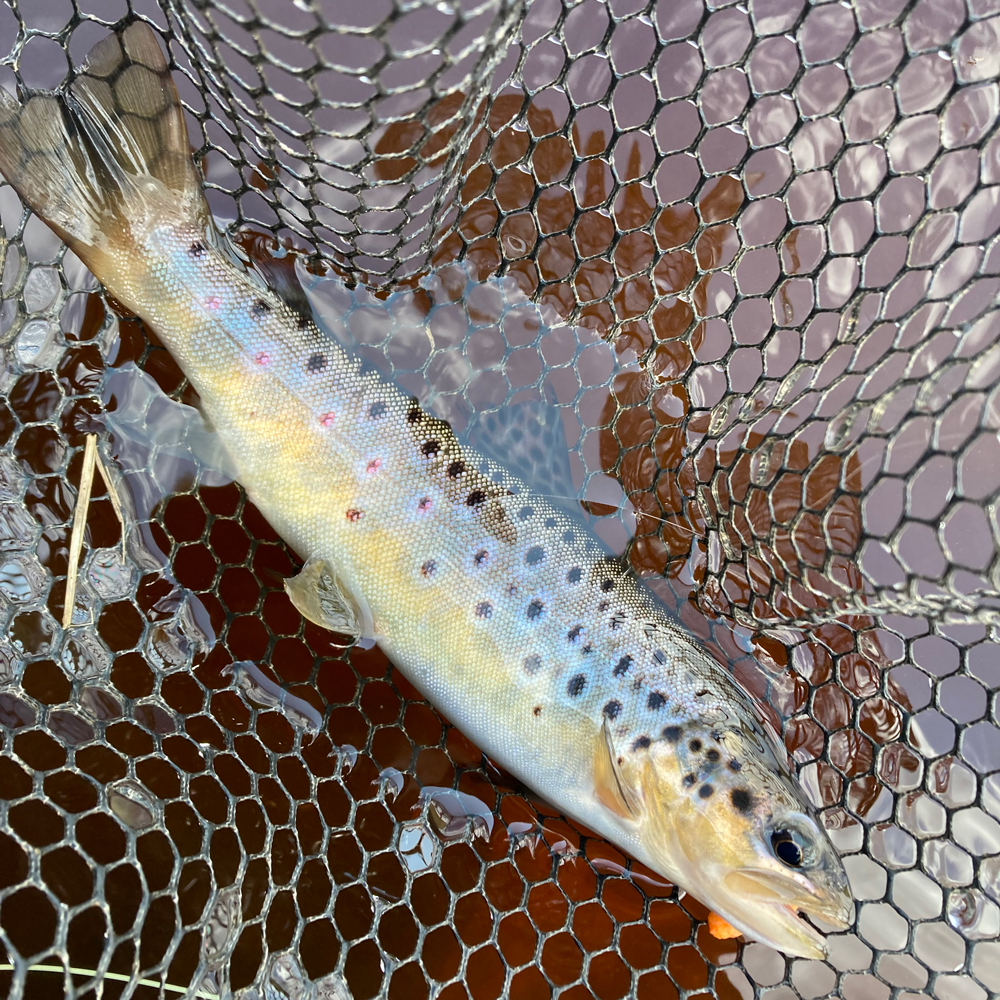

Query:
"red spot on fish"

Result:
[[417, 497, 432, 512], [206, 295, 222, 310], [255, 351, 270, 366], [366, 459, 382, 474], [319, 412, 335, 427], [346, 508, 363, 522]]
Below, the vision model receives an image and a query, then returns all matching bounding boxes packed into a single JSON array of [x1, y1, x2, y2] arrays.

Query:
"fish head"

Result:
[[624, 723, 853, 958]]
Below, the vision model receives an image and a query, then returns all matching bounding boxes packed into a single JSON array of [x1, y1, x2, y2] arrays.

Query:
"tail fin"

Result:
[[0, 22, 208, 274]]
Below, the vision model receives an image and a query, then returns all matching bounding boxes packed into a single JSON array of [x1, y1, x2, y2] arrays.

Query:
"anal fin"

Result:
[[104, 362, 239, 483], [285, 556, 375, 646]]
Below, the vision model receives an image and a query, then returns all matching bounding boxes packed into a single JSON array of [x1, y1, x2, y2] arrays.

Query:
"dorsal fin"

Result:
[[463, 398, 580, 512]]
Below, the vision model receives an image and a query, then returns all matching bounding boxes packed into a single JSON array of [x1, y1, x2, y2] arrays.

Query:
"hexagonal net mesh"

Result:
[[0, 0, 999, 998]]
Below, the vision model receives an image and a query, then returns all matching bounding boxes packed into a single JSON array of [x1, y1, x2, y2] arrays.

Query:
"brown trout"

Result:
[[0, 23, 853, 956]]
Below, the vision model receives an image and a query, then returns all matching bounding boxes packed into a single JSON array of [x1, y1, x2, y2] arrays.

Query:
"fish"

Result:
[[0, 23, 853, 958]]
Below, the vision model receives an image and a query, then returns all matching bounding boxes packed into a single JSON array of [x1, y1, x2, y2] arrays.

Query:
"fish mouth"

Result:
[[719, 869, 854, 959]]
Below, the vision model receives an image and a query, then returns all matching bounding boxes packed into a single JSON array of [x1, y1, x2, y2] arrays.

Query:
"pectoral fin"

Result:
[[594, 719, 642, 820], [284, 556, 375, 642]]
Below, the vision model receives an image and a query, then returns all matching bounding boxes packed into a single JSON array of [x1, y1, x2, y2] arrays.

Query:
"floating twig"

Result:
[[63, 434, 98, 628], [64, 435, 130, 628], [94, 446, 127, 560]]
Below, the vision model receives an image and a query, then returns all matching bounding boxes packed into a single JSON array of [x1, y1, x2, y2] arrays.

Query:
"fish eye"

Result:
[[770, 829, 804, 867]]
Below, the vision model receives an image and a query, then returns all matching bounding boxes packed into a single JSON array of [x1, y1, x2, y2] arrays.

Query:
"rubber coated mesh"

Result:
[[0, 1, 999, 999]]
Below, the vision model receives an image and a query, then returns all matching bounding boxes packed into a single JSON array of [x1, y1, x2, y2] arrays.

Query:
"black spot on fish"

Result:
[[422, 440, 440, 457], [526, 599, 544, 620], [475, 601, 492, 619], [251, 298, 271, 317], [523, 655, 542, 674], [525, 546, 545, 566], [632, 736, 651, 751], [597, 601, 609, 613], [731, 789, 752, 813], [729, 759, 742, 772], [421, 560, 436, 577], [609, 612, 626, 631], [683, 773, 695, 786], [566, 567, 583, 585], [706, 748, 721, 763], [567, 625, 583, 642], [662, 725, 682, 743], [647, 691, 665, 711], [567, 674, 586, 697], [474, 549, 488, 566], [189, 240, 207, 257], [296, 313, 310, 329], [447, 461, 465, 478], [698, 784, 714, 799], [369, 401, 387, 419], [582, 643, 593, 654], [533, 706, 542, 716], [467, 489, 486, 506], [689, 739, 702, 753], [563, 530, 575, 543], [603, 700, 621, 719], [307, 353, 326, 372], [518, 506, 534, 521], [653, 649, 667, 665], [601, 578, 615, 592], [613, 655, 632, 677], [407, 408, 422, 424], [695, 688, 709, 698]]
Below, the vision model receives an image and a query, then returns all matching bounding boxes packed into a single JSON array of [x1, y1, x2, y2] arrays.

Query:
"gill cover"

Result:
[[606, 728, 853, 959]]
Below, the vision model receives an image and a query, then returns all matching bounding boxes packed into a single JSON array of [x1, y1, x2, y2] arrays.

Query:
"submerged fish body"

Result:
[[0, 24, 853, 957]]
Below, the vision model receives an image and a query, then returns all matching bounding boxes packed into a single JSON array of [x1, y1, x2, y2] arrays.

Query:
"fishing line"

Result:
[[0, 964, 219, 998]]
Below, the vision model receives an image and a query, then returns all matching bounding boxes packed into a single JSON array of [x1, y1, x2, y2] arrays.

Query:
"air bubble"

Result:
[[749, 444, 773, 486], [226, 660, 322, 731], [378, 766, 406, 802], [948, 888, 1000, 940], [398, 821, 439, 873], [825, 401, 871, 452], [107, 779, 156, 830], [203, 887, 241, 967], [422, 786, 494, 840]]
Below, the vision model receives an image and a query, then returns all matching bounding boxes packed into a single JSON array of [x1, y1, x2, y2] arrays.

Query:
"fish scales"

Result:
[[149, 241, 738, 772], [0, 22, 853, 957]]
